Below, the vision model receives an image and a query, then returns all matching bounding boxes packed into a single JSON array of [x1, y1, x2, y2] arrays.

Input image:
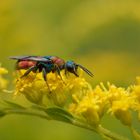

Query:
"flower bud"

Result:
[[83, 107, 100, 126], [114, 109, 132, 126]]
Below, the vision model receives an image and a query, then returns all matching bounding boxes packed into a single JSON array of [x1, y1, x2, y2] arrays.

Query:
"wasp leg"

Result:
[[73, 65, 79, 77], [42, 68, 51, 93], [20, 66, 37, 78], [64, 64, 69, 78], [73, 71, 79, 77], [30, 68, 39, 83], [55, 64, 66, 84]]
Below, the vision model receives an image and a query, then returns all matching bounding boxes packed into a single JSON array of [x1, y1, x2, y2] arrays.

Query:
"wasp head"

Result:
[[65, 61, 78, 77], [65, 60, 93, 77]]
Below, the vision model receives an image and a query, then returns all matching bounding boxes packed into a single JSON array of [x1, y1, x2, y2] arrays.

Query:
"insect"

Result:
[[10, 56, 93, 92]]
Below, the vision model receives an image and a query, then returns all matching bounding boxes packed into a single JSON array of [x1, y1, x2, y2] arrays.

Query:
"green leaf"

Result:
[[45, 107, 74, 123], [30, 105, 47, 111], [3, 100, 25, 109]]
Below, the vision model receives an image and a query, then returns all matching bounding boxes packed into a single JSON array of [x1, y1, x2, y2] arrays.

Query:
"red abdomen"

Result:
[[16, 60, 36, 70]]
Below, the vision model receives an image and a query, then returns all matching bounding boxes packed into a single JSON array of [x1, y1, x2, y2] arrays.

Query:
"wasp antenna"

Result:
[[77, 64, 94, 77]]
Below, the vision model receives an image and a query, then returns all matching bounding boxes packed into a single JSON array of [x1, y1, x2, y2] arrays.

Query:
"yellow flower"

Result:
[[0, 66, 8, 90], [14, 70, 90, 107], [14, 70, 63, 106], [106, 83, 133, 126], [0, 67, 8, 75], [69, 93, 100, 126], [69, 84, 109, 126], [69, 82, 134, 126], [114, 109, 132, 126], [109, 99, 132, 126], [14, 69, 140, 127]]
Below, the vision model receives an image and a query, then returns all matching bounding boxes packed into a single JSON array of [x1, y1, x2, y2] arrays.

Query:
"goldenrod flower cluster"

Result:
[[14, 70, 140, 128], [0, 65, 140, 140]]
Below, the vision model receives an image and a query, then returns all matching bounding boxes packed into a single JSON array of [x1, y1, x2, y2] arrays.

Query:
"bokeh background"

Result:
[[0, 0, 140, 140]]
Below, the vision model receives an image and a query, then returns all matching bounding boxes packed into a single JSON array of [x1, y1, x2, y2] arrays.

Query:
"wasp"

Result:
[[10, 56, 93, 92]]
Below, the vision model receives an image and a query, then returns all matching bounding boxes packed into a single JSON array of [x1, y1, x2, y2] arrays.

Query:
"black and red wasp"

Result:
[[10, 56, 93, 92]]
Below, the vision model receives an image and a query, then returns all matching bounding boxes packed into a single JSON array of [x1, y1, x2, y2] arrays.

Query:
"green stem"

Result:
[[129, 127, 140, 140], [71, 118, 129, 140], [3, 109, 130, 140], [72, 118, 98, 132], [97, 125, 130, 140]]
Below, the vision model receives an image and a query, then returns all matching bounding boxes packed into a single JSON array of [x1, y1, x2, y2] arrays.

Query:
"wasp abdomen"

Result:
[[16, 61, 36, 70]]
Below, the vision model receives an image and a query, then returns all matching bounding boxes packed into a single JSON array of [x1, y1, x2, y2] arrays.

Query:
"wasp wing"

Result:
[[25, 56, 50, 62], [77, 64, 94, 77], [10, 56, 31, 60], [10, 56, 50, 62]]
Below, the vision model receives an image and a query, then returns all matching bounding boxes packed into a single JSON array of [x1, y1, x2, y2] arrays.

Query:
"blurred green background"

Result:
[[0, 0, 140, 140]]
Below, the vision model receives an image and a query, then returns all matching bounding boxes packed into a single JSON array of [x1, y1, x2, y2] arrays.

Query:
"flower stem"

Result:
[[71, 118, 129, 140], [72, 118, 98, 132], [97, 125, 130, 140], [2, 108, 130, 140], [129, 127, 140, 140]]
